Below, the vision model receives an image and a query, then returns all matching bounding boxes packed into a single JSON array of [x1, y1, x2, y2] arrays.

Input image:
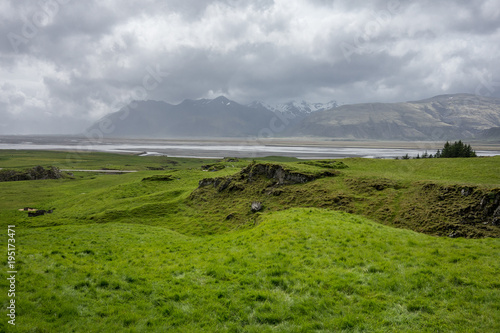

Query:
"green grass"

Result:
[[0, 151, 499, 332], [1, 209, 499, 332], [0, 150, 245, 171], [339, 157, 500, 186], [1, 150, 498, 185]]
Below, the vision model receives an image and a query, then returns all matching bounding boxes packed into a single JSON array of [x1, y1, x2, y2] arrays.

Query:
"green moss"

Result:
[[299, 159, 349, 169], [5, 210, 499, 332]]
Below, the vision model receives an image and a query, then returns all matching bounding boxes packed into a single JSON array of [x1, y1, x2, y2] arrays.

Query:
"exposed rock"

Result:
[[402, 184, 500, 238], [346, 178, 405, 192], [191, 163, 500, 239], [0, 166, 63, 182], [242, 163, 316, 185], [461, 188, 472, 196], [142, 175, 174, 181], [263, 188, 284, 196], [197, 163, 337, 193], [27, 209, 54, 217], [146, 166, 166, 171], [201, 163, 226, 172], [251, 201, 262, 212], [240, 163, 338, 185]]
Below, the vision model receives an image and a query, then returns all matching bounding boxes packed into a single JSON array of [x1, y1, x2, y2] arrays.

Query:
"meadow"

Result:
[[0, 150, 499, 332]]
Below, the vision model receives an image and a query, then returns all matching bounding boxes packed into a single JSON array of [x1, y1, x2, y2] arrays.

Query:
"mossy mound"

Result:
[[299, 159, 349, 169], [190, 162, 500, 238], [394, 184, 500, 238], [0, 165, 63, 182], [141, 175, 175, 182]]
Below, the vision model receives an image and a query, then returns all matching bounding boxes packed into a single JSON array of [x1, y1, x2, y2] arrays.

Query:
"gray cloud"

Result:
[[1, 0, 499, 134]]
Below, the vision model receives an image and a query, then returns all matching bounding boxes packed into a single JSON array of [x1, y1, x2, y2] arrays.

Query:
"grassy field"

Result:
[[0, 150, 499, 332]]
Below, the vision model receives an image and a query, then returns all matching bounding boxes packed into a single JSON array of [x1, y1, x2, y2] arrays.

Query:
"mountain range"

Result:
[[86, 93, 500, 141], [248, 100, 338, 119], [88, 96, 275, 138], [292, 94, 500, 140]]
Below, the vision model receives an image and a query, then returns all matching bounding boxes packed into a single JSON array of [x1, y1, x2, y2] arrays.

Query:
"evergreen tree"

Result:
[[437, 141, 476, 158]]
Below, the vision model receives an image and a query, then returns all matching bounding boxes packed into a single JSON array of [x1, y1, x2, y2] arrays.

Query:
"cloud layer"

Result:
[[1, 0, 499, 134]]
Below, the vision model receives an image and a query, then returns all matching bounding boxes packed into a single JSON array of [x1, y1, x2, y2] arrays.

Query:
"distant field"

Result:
[[0, 150, 499, 332]]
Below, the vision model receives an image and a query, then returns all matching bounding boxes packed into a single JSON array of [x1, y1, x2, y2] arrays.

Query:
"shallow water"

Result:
[[1, 142, 499, 159]]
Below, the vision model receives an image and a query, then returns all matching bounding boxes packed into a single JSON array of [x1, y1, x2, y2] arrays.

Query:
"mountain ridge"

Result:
[[86, 94, 500, 141], [291, 93, 500, 140]]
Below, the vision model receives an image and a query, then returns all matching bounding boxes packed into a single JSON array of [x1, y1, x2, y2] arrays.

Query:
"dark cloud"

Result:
[[0, 0, 499, 134]]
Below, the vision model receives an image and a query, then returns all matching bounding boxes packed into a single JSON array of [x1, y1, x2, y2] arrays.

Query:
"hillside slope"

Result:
[[1, 151, 499, 332], [292, 94, 500, 140], [4, 210, 500, 332], [86, 96, 276, 138]]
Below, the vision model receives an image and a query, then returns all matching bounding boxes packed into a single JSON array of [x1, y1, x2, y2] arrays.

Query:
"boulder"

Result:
[[251, 201, 263, 212]]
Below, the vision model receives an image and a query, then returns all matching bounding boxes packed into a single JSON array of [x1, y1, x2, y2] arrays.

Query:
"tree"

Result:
[[438, 141, 477, 158]]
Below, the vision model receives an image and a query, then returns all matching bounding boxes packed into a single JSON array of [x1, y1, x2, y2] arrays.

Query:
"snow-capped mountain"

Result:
[[248, 100, 338, 118]]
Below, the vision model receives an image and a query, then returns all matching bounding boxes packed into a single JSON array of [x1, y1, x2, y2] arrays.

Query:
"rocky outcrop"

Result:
[[241, 163, 319, 185], [141, 175, 174, 182], [462, 189, 500, 226], [196, 163, 337, 193], [396, 183, 500, 238], [191, 162, 500, 239], [0, 166, 63, 182]]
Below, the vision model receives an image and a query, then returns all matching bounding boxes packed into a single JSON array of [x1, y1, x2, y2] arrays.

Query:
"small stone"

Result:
[[251, 201, 262, 212]]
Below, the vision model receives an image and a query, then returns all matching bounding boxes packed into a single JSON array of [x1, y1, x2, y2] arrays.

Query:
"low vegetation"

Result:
[[0, 150, 499, 332], [0, 165, 63, 182], [398, 140, 477, 159]]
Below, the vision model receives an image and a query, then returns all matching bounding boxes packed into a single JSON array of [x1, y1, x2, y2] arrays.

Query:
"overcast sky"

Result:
[[1, 0, 499, 134]]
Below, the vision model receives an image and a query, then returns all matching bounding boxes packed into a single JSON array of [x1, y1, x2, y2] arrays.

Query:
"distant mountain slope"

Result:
[[291, 94, 500, 140], [86, 96, 276, 138], [86, 93, 500, 140], [479, 127, 500, 141], [248, 100, 338, 119]]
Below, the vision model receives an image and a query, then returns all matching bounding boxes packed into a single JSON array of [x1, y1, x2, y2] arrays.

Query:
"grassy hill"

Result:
[[0, 151, 499, 332]]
